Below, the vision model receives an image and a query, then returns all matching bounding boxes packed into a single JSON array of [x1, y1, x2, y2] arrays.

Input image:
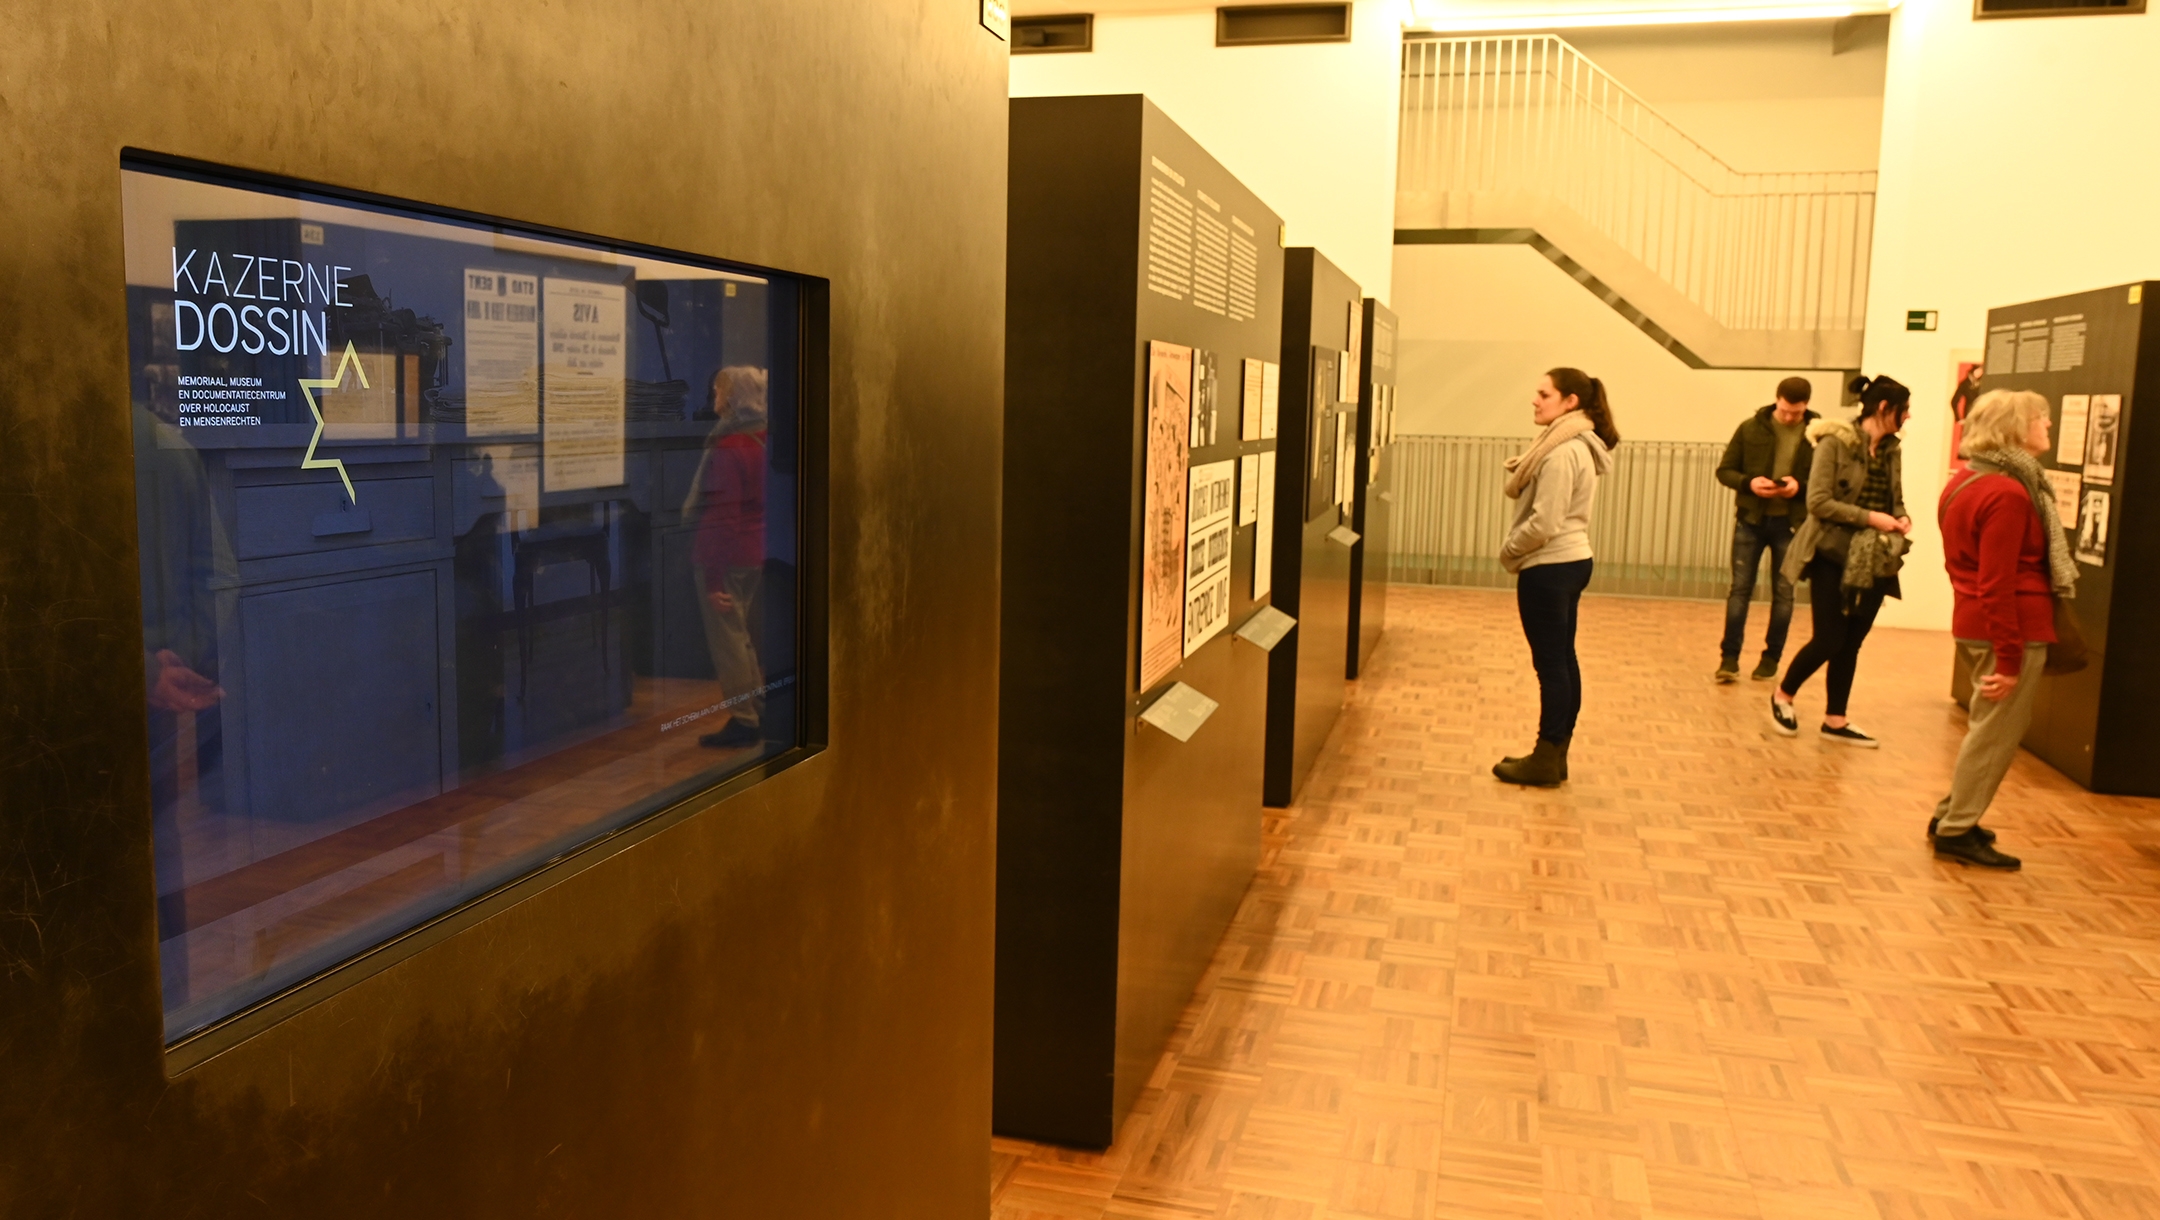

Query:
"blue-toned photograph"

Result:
[[124, 162, 806, 1041]]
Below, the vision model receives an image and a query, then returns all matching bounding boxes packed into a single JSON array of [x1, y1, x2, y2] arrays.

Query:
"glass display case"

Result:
[[122, 155, 818, 1042]]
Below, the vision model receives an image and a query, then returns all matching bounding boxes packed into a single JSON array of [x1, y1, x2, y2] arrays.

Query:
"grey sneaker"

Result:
[[1715, 658, 1740, 684], [1820, 723, 1878, 748], [1751, 657, 1780, 681]]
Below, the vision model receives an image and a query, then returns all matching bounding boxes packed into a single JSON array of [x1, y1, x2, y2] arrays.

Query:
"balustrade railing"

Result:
[[1398, 35, 1876, 335], [1387, 434, 1764, 602]]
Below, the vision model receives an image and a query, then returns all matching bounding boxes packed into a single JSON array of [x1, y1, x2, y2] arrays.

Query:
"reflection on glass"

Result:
[[123, 159, 805, 1042]]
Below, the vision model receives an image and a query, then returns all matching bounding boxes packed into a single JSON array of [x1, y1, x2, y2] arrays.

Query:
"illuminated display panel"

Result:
[[123, 155, 814, 1043]]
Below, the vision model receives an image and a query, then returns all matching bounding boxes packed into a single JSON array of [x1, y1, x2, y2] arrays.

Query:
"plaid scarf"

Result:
[[1965, 447, 2079, 599]]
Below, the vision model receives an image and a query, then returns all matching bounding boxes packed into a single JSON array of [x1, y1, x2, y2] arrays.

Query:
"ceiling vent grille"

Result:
[[1012, 13, 1093, 53], [1216, 3, 1352, 46], [1976, 0, 2143, 17]]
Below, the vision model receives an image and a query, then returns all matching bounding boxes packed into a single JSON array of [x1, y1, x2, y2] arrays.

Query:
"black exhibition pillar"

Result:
[[1974, 283, 2160, 795], [998, 93, 1287, 1147], [1263, 248, 1361, 807], [1348, 297, 1398, 679]]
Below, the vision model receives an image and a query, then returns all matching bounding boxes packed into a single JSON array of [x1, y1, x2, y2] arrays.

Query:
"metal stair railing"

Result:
[[1399, 35, 1877, 336]]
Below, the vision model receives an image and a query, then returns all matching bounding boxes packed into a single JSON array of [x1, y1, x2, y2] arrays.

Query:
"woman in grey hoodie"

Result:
[[1493, 367, 1619, 786]]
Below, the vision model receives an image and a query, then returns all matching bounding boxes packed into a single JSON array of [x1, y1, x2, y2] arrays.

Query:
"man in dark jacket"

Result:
[[1713, 376, 1818, 682]]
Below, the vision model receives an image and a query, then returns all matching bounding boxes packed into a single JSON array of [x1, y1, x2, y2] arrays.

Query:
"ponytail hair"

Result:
[[1547, 366, 1621, 449], [1849, 373, 1912, 422]]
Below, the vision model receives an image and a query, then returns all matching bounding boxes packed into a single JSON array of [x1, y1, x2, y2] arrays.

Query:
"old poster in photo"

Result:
[[1238, 453, 1260, 525], [1141, 340, 1193, 690], [1254, 449, 1276, 598], [463, 269, 539, 436], [2057, 394, 2090, 466], [1241, 358, 1264, 440], [2046, 470, 2082, 526], [2076, 488, 2111, 566], [1184, 458, 1237, 656], [542, 277, 627, 490], [1190, 349, 1218, 447], [1260, 360, 1279, 439], [2083, 394, 2121, 485]]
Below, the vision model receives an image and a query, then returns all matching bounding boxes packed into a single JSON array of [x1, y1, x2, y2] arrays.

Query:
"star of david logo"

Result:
[[298, 340, 368, 503]]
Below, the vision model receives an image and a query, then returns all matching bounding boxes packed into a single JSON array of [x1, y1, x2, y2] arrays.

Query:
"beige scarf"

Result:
[[1503, 410, 1595, 500]]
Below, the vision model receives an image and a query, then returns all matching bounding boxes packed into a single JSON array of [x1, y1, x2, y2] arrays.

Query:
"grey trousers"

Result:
[[697, 565, 765, 729], [1934, 639, 2047, 837]]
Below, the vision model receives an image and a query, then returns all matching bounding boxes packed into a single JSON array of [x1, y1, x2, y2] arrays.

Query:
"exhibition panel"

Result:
[[999, 94, 1285, 1148], [1263, 249, 1361, 808], [0, 1, 1002, 1214], [1348, 298, 1397, 678], [1973, 284, 2159, 796], [125, 157, 812, 1043]]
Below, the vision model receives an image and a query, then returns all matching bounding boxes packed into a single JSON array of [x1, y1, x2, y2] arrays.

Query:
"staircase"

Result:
[[1396, 35, 1875, 370]]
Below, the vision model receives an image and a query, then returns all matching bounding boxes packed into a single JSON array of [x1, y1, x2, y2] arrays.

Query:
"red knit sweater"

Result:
[[1939, 471, 2055, 677]]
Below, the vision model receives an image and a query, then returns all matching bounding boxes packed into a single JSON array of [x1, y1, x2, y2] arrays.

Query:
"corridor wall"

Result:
[[1863, 0, 2160, 632], [0, 3, 1005, 1216], [1008, 0, 1402, 301]]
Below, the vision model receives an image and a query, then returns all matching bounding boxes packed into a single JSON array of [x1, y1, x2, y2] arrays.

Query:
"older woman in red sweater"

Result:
[[1930, 389, 2079, 869]]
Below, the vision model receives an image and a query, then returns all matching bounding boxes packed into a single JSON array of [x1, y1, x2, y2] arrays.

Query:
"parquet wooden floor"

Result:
[[989, 585, 2160, 1220]]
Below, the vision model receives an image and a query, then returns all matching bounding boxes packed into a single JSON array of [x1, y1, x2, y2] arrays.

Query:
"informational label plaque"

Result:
[[542, 278, 627, 491], [1327, 524, 1361, 548], [1234, 605, 1296, 652], [1138, 681, 1219, 743]]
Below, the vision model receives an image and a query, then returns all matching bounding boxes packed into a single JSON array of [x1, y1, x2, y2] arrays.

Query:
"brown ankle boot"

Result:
[[1493, 739, 1568, 787]]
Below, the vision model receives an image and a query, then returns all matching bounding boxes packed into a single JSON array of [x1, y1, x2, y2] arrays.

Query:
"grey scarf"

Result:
[[1966, 447, 2078, 598]]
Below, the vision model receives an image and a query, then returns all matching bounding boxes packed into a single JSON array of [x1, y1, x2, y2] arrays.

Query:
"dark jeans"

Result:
[[1719, 514, 1795, 662], [1517, 559, 1593, 744], [1779, 556, 1885, 718]]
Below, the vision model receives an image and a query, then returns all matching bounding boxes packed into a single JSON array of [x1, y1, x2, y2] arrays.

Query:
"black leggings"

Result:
[[1517, 559, 1593, 744], [1779, 556, 1885, 718]]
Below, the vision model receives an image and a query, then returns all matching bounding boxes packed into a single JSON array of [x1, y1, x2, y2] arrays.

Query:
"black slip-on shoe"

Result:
[[1933, 829, 2021, 870], [1715, 659, 1740, 684], [1820, 723, 1878, 748], [1768, 696, 1799, 737], [1927, 817, 1996, 845], [1751, 657, 1780, 681]]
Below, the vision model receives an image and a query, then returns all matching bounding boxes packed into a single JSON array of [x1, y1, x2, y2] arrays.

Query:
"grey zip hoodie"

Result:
[[1500, 432, 1614, 573]]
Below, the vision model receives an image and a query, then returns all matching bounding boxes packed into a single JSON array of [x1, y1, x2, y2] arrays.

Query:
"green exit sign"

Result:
[[1907, 310, 1939, 332]]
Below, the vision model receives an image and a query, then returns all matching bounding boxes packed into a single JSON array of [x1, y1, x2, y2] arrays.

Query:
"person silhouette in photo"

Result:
[[2078, 490, 2108, 558], [685, 365, 770, 751], [134, 355, 235, 1008], [2087, 408, 2119, 470]]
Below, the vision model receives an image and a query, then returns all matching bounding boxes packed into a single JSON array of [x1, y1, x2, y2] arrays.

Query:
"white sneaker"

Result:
[[1768, 695, 1798, 737], [1820, 723, 1878, 748]]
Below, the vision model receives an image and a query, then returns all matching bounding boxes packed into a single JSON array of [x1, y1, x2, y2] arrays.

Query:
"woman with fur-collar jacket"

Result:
[[1769, 375, 1914, 748]]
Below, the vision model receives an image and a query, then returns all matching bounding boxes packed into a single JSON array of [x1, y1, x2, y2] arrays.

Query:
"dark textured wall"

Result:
[[0, 3, 1005, 1216], [996, 95, 1280, 1148]]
